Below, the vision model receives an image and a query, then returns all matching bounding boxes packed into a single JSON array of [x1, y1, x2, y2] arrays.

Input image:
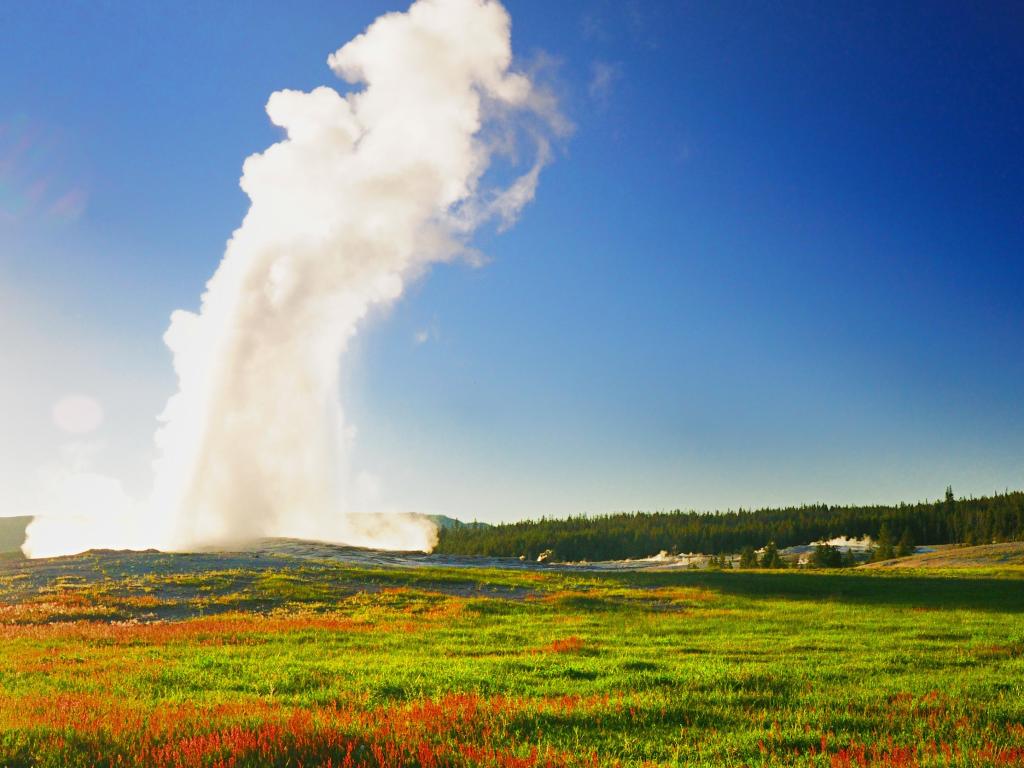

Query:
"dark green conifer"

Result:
[[739, 546, 758, 569], [896, 528, 915, 558], [872, 524, 895, 561], [759, 541, 785, 568]]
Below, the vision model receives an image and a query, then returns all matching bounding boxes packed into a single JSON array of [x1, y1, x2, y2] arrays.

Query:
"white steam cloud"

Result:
[[23, 0, 559, 558]]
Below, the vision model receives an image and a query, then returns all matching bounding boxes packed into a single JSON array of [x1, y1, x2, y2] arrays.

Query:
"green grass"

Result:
[[0, 560, 1021, 766]]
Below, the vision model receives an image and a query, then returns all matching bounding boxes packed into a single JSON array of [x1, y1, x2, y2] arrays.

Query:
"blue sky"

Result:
[[2, 0, 1023, 522]]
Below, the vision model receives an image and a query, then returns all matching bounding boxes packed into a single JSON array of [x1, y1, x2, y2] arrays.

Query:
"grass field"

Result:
[[0, 554, 1022, 767]]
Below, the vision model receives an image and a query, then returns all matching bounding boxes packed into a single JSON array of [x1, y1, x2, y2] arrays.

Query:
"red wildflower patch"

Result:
[[543, 636, 586, 654], [0, 691, 609, 768]]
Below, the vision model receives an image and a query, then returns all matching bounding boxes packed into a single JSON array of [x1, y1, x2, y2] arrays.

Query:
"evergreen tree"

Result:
[[896, 528, 915, 558], [811, 543, 842, 568], [739, 546, 758, 569], [708, 553, 733, 569], [759, 541, 785, 568], [872, 524, 895, 561]]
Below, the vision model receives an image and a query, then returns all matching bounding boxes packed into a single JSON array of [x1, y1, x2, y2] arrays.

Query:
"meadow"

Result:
[[0, 553, 1022, 767]]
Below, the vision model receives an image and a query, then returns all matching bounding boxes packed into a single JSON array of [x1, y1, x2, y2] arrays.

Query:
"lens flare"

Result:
[[51, 395, 104, 435]]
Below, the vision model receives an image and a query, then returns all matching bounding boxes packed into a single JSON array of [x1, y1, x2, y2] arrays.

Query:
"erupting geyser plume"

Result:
[[23, 0, 559, 558]]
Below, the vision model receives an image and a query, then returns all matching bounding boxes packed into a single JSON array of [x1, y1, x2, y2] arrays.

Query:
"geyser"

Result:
[[22, 0, 558, 558]]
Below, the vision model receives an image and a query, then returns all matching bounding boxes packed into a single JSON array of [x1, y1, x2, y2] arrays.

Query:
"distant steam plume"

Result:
[[23, 0, 558, 558]]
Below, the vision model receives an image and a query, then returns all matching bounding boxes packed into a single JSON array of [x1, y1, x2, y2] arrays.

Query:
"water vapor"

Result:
[[23, 0, 558, 558]]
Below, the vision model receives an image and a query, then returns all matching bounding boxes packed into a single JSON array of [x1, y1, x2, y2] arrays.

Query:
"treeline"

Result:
[[434, 488, 1024, 562]]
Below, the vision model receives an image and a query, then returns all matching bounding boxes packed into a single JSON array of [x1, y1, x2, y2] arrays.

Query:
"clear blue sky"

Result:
[[2, 0, 1023, 522]]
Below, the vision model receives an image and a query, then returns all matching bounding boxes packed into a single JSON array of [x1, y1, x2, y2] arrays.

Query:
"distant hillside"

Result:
[[862, 541, 1024, 569], [426, 515, 491, 531], [0, 517, 30, 555], [435, 489, 1024, 562]]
